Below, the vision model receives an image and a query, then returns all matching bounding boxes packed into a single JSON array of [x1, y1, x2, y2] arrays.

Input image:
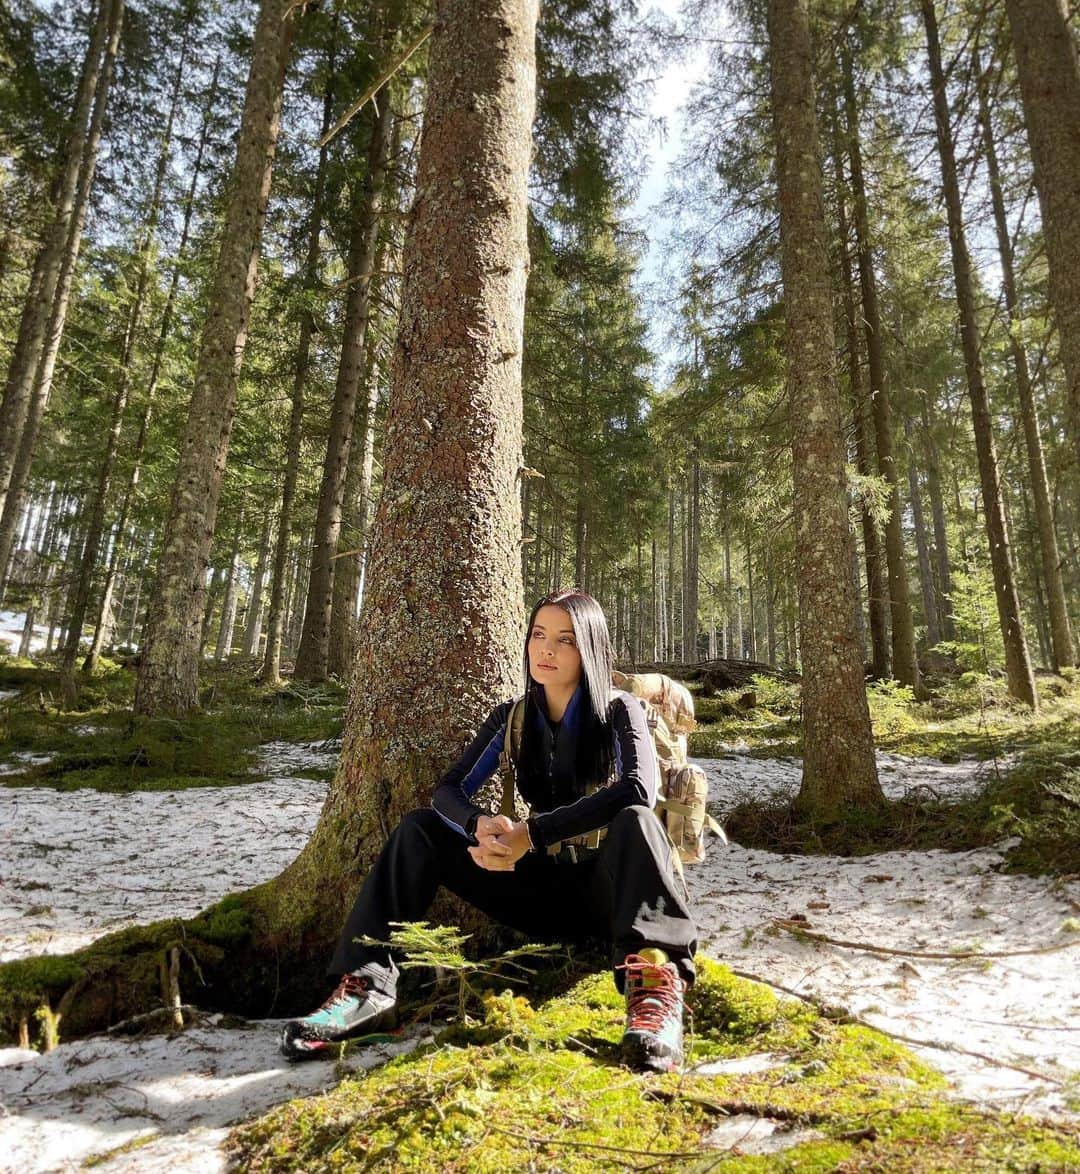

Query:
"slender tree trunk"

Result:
[[904, 417, 941, 648], [1003, 0, 1080, 480], [0, 0, 124, 578], [243, 514, 273, 658], [135, 0, 296, 716], [746, 531, 756, 661], [0, 0, 113, 516], [767, 0, 882, 812], [921, 0, 1037, 707], [295, 100, 394, 681], [841, 41, 919, 692], [61, 27, 188, 681], [832, 128, 889, 676], [921, 394, 955, 641], [215, 507, 245, 661], [84, 57, 223, 675], [975, 46, 1075, 668], [259, 62, 337, 686], [686, 450, 700, 662]]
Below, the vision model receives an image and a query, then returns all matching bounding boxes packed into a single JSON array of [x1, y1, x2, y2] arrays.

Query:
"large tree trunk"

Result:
[[0, 0, 114, 519], [135, 0, 296, 716], [767, 0, 882, 815], [840, 41, 920, 693], [921, 0, 1038, 707], [294, 98, 394, 681], [0, 0, 124, 580], [1003, 0, 1080, 481], [975, 45, 1075, 669]]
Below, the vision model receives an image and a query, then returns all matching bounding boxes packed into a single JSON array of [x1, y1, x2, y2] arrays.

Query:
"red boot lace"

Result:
[[322, 972, 368, 1010], [619, 955, 683, 1032]]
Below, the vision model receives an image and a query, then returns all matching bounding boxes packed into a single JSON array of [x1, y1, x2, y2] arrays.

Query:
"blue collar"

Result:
[[534, 682, 584, 734]]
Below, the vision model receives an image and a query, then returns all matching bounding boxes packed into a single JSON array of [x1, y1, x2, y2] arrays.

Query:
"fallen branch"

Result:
[[485, 1123, 709, 1162], [772, 920, 1080, 961]]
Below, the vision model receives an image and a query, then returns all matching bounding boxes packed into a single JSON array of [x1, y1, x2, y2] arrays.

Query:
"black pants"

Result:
[[329, 804, 698, 994]]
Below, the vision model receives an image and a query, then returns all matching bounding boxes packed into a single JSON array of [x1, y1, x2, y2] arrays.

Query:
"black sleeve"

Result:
[[526, 693, 657, 850], [430, 698, 514, 841]]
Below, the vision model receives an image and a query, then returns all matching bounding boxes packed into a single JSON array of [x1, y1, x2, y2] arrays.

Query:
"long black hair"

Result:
[[518, 589, 616, 790]]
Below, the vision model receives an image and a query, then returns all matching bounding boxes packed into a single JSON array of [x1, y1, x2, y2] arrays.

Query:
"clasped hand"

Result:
[[468, 814, 531, 871]]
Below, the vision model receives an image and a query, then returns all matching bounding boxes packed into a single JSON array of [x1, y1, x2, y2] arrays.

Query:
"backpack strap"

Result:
[[498, 696, 526, 818]]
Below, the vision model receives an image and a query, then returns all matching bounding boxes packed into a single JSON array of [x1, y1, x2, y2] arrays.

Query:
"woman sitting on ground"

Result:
[[281, 588, 698, 1072]]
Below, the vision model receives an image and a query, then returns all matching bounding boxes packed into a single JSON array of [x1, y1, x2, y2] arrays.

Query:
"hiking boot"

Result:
[[618, 948, 685, 1073], [280, 972, 397, 1062]]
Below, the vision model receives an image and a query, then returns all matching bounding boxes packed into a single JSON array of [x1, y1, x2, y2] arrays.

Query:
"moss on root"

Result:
[[0, 878, 348, 1050], [225, 958, 1079, 1172]]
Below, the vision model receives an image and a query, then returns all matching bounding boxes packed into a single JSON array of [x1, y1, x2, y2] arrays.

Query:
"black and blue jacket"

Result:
[[431, 685, 657, 852]]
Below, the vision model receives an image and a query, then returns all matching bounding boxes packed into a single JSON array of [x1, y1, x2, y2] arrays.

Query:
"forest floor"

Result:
[[0, 656, 1078, 1170]]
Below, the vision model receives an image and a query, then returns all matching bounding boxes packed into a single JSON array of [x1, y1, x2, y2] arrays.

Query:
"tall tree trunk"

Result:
[[904, 417, 941, 648], [84, 56, 223, 675], [1003, 0, 1080, 480], [840, 40, 920, 692], [921, 0, 1038, 707], [259, 53, 336, 686], [767, 0, 882, 813], [975, 45, 1075, 668], [0, 0, 124, 578], [61, 24, 188, 680], [135, 0, 296, 716], [0, 0, 113, 517], [294, 99, 394, 681]]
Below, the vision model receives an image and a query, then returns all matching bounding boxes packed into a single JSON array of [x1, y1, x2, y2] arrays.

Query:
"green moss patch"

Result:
[[0, 658, 344, 792], [225, 958, 1079, 1171]]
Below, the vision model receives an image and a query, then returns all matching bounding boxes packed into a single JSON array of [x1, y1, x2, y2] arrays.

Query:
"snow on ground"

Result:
[[0, 743, 331, 961], [0, 611, 47, 657], [0, 742, 1077, 1170]]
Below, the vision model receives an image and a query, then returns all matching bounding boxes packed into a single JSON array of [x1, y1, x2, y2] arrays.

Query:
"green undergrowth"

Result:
[[723, 724, 1080, 874], [226, 957, 1079, 1172], [0, 655, 344, 791]]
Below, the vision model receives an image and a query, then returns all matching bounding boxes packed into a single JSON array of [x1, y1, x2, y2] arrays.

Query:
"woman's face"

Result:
[[527, 604, 583, 692]]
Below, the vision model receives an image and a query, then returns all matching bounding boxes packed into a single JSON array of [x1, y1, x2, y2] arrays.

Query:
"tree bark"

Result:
[[135, 0, 296, 716], [294, 98, 394, 681], [921, 0, 1038, 707], [975, 45, 1075, 668], [767, 0, 882, 814], [840, 40, 920, 692], [1003, 0, 1080, 482]]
